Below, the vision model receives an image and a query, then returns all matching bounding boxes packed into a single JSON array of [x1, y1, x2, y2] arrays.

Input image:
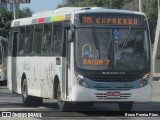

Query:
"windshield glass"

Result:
[[75, 28, 150, 71]]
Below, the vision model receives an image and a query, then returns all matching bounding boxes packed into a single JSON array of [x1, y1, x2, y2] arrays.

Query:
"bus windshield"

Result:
[[75, 28, 150, 71]]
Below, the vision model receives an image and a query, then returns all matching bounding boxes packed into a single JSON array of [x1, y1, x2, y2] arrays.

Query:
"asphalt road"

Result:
[[0, 81, 160, 119]]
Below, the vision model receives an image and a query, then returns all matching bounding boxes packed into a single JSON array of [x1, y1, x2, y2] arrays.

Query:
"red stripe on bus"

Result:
[[38, 18, 44, 23]]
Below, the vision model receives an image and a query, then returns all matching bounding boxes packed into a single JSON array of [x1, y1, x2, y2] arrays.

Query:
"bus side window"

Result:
[[2, 42, 7, 58], [52, 23, 62, 55], [8, 29, 13, 56], [2, 46, 5, 61], [25, 26, 34, 54], [42, 23, 52, 55], [18, 27, 25, 55], [33, 24, 43, 54], [12, 31, 19, 57], [4, 43, 8, 57]]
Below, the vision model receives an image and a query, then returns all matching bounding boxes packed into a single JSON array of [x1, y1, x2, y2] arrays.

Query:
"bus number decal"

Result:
[[82, 16, 93, 24]]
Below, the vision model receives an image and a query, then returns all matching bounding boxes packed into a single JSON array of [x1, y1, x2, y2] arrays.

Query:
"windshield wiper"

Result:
[[123, 26, 132, 49], [91, 26, 101, 59]]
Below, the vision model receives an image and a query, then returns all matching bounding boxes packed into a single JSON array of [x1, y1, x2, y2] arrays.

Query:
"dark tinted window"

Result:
[[52, 23, 62, 54], [42, 24, 52, 55], [25, 26, 34, 54], [33, 25, 43, 54], [8, 29, 13, 55], [18, 27, 25, 55]]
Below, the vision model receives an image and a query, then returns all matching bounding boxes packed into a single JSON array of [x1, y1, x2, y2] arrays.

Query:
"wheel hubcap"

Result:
[[22, 85, 27, 101]]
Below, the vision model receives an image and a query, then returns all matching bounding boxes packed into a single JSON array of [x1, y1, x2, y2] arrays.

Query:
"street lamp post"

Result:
[[139, 0, 142, 12], [158, 0, 160, 14], [13, 0, 16, 19]]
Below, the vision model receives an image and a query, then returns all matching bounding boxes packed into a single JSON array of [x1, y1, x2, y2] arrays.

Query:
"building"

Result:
[[10, 3, 20, 11], [0, 3, 19, 11], [0, 3, 8, 10], [61, 0, 67, 4]]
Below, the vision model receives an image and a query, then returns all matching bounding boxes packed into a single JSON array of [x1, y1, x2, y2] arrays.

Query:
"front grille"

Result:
[[96, 87, 133, 91], [85, 74, 142, 82], [95, 93, 132, 100]]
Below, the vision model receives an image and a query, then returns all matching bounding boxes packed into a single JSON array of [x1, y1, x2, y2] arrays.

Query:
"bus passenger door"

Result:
[[65, 28, 72, 99], [11, 31, 19, 93], [61, 27, 71, 99]]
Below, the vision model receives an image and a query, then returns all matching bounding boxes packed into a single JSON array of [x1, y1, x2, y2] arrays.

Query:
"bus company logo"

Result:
[[102, 72, 126, 75], [2, 112, 42, 118], [2, 112, 11, 117]]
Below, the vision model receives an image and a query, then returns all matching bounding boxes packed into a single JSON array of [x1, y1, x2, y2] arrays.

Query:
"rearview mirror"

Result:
[[68, 24, 75, 42], [68, 29, 74, 42]]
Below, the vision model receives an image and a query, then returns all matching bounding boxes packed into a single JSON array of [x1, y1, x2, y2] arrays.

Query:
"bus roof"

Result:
[[11, 7, 145, 27], [32, 7, 145, 17]]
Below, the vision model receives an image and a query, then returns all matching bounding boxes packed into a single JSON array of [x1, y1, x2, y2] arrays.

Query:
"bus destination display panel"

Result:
[[79, 13, 142, 26]]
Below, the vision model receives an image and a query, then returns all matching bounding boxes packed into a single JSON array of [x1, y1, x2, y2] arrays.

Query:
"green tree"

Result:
[[0, 7, 33, 38], [0, 8, 13, 38], [59, 0, 132, 8], [143, 0, 158, 43], [16, 7, 33, 19], [122, 0, 158, 43], [122, 0, 139, 11]]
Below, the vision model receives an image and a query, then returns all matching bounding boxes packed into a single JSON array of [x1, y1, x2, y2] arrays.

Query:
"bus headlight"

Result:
[[0, 67, 5, 73], [139, 73, 150, 87], [76, 74, 88, 88]]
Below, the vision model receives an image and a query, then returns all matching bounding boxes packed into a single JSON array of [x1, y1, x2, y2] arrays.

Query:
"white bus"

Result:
[[0, 36, 8, 85], [8, 7, 152, 111]]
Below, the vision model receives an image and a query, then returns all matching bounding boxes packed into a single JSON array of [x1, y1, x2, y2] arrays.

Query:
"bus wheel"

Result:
[[57, 83, 69, 111], [33, 97, 43, 106], [76, 102, 94, 108], [21, 79, 33, 106], [118, 102, 133, 111], [3, 80, 7, 86]]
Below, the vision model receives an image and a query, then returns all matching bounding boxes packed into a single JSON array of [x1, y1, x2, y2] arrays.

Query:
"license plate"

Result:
[[107, 92, 120, 97]]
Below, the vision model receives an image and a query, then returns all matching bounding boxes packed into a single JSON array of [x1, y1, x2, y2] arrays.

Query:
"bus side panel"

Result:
[[39, 56, 63, 99], [7, 56, 12, 91], [15, 57, 41, 97], [40, 57, 56, 98], [15, 56, 63, 99]]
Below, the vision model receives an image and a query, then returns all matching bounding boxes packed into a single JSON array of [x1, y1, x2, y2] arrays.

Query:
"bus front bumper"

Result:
[[0, 72, 6, 81], [69, 84, 152, 102]]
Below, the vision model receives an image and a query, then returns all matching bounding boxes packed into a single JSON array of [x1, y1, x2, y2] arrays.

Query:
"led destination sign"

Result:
[[80, 14, 141, 26]]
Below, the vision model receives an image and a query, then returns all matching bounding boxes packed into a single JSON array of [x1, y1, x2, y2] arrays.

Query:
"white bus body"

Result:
[[7, 7, 152, 111]]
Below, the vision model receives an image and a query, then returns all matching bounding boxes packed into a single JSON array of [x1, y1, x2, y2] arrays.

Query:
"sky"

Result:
[[20, 0, 61, 13]]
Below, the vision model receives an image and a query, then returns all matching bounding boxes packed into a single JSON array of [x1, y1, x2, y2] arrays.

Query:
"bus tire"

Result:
[[3, 80, 7, 86], [21, 79, 33, 106], [57, 83, 69, 111], [118, 102, 133, 111], [76, 102, 94, 108], [4, 81, 7, 86], [33, 97, 43, 106]]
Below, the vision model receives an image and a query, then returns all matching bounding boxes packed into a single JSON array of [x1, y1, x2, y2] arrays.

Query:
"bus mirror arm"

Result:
[[68, 29, 74, 42], [68, 24, 75, 42], [66, 62, 70, 69]]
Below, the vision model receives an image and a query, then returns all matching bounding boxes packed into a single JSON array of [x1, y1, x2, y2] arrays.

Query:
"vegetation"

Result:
[[0, 8, 12, 38], [0, 7, 33, 38]]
